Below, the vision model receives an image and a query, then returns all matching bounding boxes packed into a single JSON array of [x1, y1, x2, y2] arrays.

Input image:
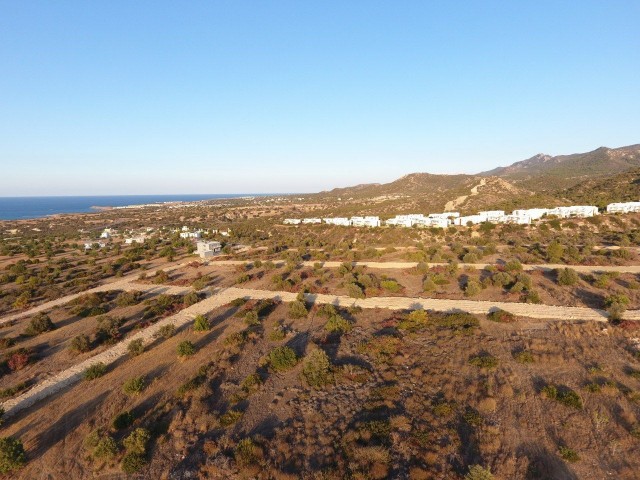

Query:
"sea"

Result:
[[0, 194, 266, 221]]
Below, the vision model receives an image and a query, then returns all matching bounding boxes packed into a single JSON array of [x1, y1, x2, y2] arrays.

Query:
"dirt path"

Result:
[[210, 259, 640, 274], [444, 178, 486, 211], [3, 281, 639, 418]]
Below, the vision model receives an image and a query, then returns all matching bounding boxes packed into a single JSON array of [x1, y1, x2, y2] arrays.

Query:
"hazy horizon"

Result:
[[2, 1, 639, 195]]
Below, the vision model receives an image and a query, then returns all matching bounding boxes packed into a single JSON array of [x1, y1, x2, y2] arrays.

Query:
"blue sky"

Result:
[[1, 1, 639, 195]]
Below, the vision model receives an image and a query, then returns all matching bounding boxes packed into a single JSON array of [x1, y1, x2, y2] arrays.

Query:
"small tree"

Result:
[[0, 437, 26, 474], [193, 314, 210, 332], [84, 362, 107, 380], [465, 465, 494, 480], [557, 268, 579, 286], [69, 334, 91, 353], [123, 428, 151, 455], [127, 339, 145, 356], [268, 346, 298, 371], [464, 280, 482, 297], [288, 300, 308, 319], [123, 376, 145, 396], [177, 340, 196, 357], [24, 313, 56, 336], [157, 324, 176, 339], [302, 349, 332, 388]]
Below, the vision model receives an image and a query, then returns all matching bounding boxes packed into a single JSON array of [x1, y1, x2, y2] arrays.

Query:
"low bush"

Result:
[[123, 428, 151, 455], [6, 349, 32, 371], [324, 314, 352, 334], [288, 300, 308, 319], [69, 334, 91, 353], [177, 340, 196, 357], [121, 452, 147, 474], [127, 339, 145, 356], [93, 435, 118, 459], [469, 354, 499, 369], [556, 268, 579, 286], [464, 280, 482, 297], [513, 350, 534, 364], [0, 437, 26, 474], [268, 346, 298, 371], [219, 409, 243, 427], [112, 411, 135, 430], [123, 376, 145, 396], [193, 314, 211, 332], [235, 438, 260, 466], [397, 309, 428, 332], [558, 446, 580, 462], [156, 324, 176, 339], [542, 384, 583, 409], [465, 465, 494, 480], [487, 309, 516, 323], [24, 313, 56, 336], [83, 362, 107, 380], [302, 349, 332, 388], [380, 280, 403, 293]]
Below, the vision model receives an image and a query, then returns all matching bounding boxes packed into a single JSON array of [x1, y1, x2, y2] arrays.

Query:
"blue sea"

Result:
[[0, 194, 266, 220]]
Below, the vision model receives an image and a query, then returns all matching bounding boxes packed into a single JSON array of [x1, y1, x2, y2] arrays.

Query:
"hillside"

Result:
[[307, 144, 639, 216], [482, 145, 640, 192]]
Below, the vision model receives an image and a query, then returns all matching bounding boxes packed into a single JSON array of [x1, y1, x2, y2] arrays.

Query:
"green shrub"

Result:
[[123, 428, 150, 455], [464, 280, 482, 297], [469, 354, 499, 369], [465, 465, 494, 480], [116, 291, 141, 307], [241, 373, 262, 392], [0, 437, 26, 474], [69, 334, 91, 353], [524, 290, 542, 304], [193, 314, 210, 332], [288, 300, 308, 319], [380, 280, 403, 293], [605, 294, 630, 321], [94, 435, 118, 459], [24, 312, 56, 336], [558, 446, 580, 462], [182, 291, 200, 307], [513, 351, 534, 364], [123, 376, 145, 396], [177, 340, 196, 357], [347, 283, 365, 299], [487, 309, 516, 323], [433, 312, 479, 333], [397, 309, 428, 332], [542, 385, 583, 409], [268, 346, 298, 371], [324, 314, 352, 334], [156, 324, 176, 339], [302, 349, 332, 388], [556, 268, 579, 286], [243, 311, 260, 327], [127, 338, 145, 356], [83, 362, 107, 380], [121, 452, 147, 474], [112, 411, 135, 430], [235, 437, 259, 466], [219, 409, 243, 427]]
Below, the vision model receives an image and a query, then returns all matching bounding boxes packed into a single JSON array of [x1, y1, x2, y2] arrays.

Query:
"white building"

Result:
[[180, 231, 202, 239], [607, 201, 640, 214], [385, 214, 427, 227], [478, 210, 506, 223], [512, 208, 550, 221], [454, 215, 486, 226], [350, 216, 381, 227], [302, 218, 322, 224], [428, 212, 460, 219], [100, 228, 115, 239], [124, 236, 147, 244], [84, 241, 107, 250], [323, 217, 351, 226], [283, 219, 302, 225], [196, 241, 222, 259], [547, 206, 599, 218], [504, 213, 531, 225]]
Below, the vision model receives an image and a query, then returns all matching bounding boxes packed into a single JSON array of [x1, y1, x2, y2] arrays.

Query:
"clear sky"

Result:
[[1, 1, 639, 195]]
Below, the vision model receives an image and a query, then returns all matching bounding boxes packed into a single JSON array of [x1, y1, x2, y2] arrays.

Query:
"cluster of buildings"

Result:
[[607, 201, 640, 214], [283, 202, 640, 229]]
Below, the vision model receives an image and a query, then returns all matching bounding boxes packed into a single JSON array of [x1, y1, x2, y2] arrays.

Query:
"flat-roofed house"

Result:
[[196, 241, 222, 259], [607, 202, 640, 214]]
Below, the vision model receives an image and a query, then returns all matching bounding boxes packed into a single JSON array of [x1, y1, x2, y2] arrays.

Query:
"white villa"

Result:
[[180, 231, 202, 239], [302, 218, 322, 224], [124, 236, 147, 244], [196, 241, 222, 259], [512, 208, 550, 221], [428, 212, 460, 219], [454, 215, 486, 226], [350, 216, 381, 227], [323, 217, 351, 226], [84, 241, 107, 250], [607, 201, 640, 214], [283, 218, 302, 225], [547, 206, 599, 218]]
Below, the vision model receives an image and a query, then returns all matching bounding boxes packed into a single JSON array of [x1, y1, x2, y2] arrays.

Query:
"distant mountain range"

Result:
[[311, 144, 640, 215]]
